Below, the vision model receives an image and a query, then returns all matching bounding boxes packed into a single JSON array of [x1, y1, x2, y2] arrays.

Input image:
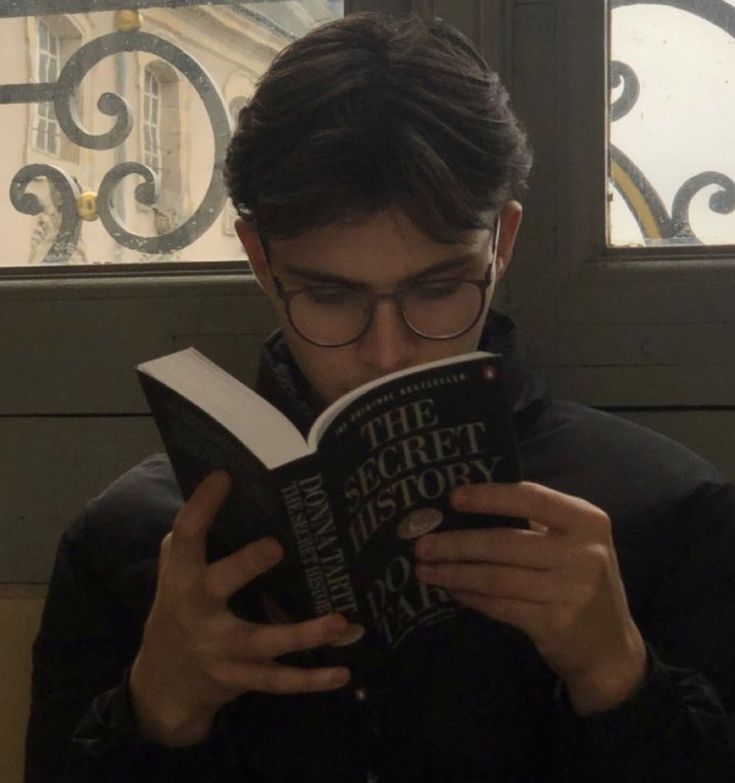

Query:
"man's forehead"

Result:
[[266, 211, 491, 285]]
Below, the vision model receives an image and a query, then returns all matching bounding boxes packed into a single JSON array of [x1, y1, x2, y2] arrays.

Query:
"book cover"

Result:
[[137, 348, 523, 653]]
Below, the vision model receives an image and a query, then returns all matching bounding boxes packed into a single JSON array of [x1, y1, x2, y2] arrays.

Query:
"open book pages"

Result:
[[306, 351, 493, 448], [137, 348, 309, 469]]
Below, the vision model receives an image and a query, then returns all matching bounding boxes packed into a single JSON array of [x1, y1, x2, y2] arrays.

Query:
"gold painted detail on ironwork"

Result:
[[609, 158, 662, 240], [113, 10, 144, 32], [76, 191, 99, 222]]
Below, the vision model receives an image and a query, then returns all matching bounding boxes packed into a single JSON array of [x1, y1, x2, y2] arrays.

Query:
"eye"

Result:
[[302, 287, 361, 306], [411, 280, 465, 300]]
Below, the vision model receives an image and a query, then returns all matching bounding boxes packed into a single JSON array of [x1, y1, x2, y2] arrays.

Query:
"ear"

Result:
[[235, 217, 274, 295], [494, 201, 523, 281]]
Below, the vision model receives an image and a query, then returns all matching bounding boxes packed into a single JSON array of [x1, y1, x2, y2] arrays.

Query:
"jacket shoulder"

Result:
[[523, 399, 729, 496], [62, 453, 182, 589]]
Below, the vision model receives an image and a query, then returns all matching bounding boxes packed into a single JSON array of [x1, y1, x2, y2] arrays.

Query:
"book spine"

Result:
[[271, 459, 362, 631]]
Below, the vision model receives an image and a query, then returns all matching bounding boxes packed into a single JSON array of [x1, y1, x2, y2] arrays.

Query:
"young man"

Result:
[[26, 13, 735, 783]]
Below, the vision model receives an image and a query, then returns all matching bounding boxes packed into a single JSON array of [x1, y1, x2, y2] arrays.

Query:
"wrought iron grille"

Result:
[[0, 1, 343, 265], [609, 0, 735, 246]]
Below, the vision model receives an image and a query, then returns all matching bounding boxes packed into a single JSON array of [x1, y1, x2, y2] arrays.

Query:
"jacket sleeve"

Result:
[[25, 513, 142, 780], [25, 488, 218, 783], [547, 480, 735, 782], [548, 645, 735, 782]]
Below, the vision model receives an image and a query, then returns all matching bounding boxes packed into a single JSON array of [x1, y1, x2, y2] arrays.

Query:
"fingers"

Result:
[[449, 590, 543, 634], [451, 482, 611, 536], [229, 613, 349, 660], [205, 537, 284, 600], [216, 659, 351, 695], [169, 471, 233, 570], [416, 561, 555, 603], [216, 614, 353, 695], [415, 527, 561, 569]]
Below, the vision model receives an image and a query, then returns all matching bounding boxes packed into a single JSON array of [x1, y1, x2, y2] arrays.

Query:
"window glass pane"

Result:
[[0, 1, 344, 267], [608, 0, 735, 248]]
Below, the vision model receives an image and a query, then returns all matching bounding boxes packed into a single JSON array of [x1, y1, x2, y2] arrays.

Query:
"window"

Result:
[[0, 2, 344, 269], [496, 0, 735, 411], [35, 19, 60, 155], [608, 1, 735, 248], [143, 67, 162, 175]]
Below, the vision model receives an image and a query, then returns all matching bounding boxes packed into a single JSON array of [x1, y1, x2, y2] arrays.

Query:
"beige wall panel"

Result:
[[0, 587, 46, 783]]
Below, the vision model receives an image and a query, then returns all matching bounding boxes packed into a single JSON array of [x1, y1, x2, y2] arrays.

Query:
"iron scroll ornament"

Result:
[[608, 0, 735, 244], [10, 165, 82, 264], [5, 29, 231, 262]]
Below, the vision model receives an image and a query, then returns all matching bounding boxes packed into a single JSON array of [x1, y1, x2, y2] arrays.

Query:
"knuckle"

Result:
[[201, 571, 225, 602], [590, 508, 611, 532], [587, 541, 610, 566], [524, 482, 548, 501], [524, 482, 552, 512], [289, 623, 313, 651], [581, 543, 610, 581], [264, 668, 292, 694], [242, 625, 271, 658], [292, 619, 329, 653], [158, 534, 173, 570], [171, 504, 191, 531], [208, 661, 236, 690]]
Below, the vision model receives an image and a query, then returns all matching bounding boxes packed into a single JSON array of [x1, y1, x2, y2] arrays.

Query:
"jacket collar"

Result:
[[254, 311, 546, 436]]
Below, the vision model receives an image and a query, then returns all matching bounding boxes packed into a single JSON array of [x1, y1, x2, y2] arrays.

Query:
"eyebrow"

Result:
[[278, 252, 484, 288]]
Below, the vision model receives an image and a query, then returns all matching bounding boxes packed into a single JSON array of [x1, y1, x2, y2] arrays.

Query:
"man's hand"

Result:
[[414, 481, 647, 715], [130, 470, 350, 747]]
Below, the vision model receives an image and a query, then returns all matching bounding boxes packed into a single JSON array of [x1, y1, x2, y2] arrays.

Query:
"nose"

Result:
[[355, 297, 417, 375]]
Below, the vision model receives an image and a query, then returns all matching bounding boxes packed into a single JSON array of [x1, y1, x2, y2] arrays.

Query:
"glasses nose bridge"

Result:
[[369, 288, 406, 307], [363, 288, 409, 329]]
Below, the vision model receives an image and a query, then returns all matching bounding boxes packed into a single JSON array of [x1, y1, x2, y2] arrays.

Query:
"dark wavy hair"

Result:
[[224, 13, 533, 243]]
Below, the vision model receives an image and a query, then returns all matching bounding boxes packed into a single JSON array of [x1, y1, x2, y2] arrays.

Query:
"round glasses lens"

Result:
[[403, 281, 484, 338], [288, 287, 371, 346]]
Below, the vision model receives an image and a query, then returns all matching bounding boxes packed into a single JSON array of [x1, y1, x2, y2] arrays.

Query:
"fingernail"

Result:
[[332, 668, 351, 686]]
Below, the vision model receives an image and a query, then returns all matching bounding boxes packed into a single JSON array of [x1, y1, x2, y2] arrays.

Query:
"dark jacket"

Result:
[[25, 316, 735, 782]]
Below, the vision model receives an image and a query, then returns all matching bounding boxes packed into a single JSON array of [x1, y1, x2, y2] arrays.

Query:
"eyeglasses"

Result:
[[267, 221, 500, 348]]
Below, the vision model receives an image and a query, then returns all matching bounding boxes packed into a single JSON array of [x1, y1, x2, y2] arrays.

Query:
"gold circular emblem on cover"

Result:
[[397, 507, 444, 539]]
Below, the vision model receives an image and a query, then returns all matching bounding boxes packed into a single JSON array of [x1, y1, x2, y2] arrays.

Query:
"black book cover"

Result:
[[137, 349, 523, 654]]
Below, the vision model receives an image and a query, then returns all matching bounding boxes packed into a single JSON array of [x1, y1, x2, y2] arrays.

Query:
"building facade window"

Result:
[[143, 67, 162, 174], [35, 19, 60, 155]]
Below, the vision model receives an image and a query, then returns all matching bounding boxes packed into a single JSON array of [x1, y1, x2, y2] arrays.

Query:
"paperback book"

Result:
[[137, 348, 523, 652]]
